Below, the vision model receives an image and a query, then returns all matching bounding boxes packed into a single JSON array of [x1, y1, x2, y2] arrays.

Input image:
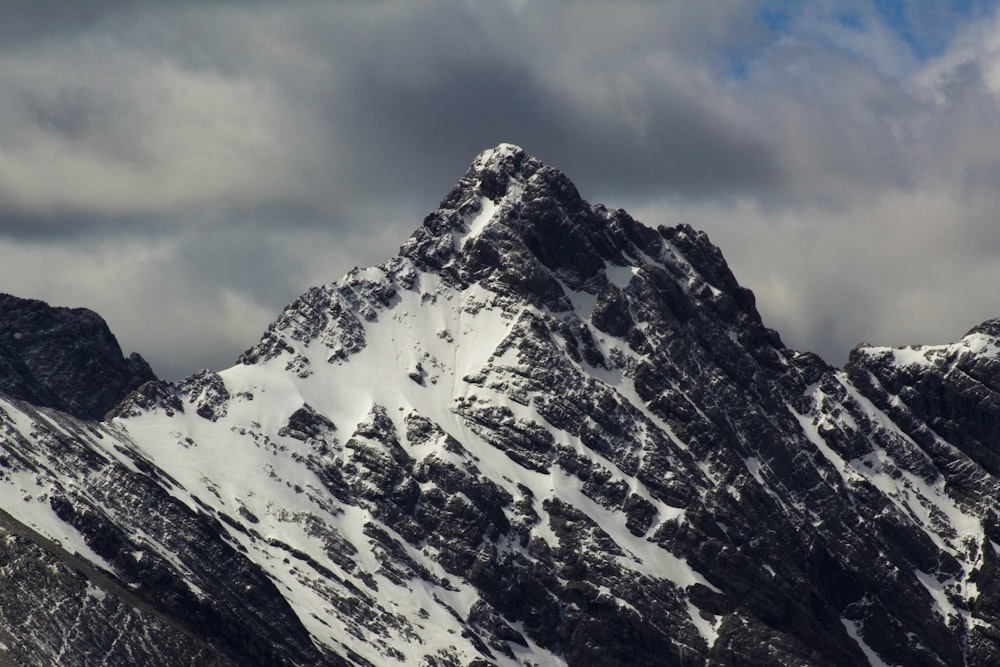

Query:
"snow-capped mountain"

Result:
[[2, 145, 1000, 665]]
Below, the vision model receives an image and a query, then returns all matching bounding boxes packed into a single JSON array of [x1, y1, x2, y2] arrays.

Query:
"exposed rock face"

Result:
[[0, 398, 327, 666], [0, 294, 156, 420], [3, 144, 1000, 665], [0, 505, 229, 667]]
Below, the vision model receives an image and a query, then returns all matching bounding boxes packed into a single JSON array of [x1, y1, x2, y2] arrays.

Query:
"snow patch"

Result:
[[458, 196, 498, 250], [604, 263, 639, 290], [841, 618, 894, 667]]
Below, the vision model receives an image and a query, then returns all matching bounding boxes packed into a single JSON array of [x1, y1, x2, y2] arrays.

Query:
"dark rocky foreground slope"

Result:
[[2, 145, 1000, 665]]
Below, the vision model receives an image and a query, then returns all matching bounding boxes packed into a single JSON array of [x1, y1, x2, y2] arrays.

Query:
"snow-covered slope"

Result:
[[4, 145, 1000, 665]]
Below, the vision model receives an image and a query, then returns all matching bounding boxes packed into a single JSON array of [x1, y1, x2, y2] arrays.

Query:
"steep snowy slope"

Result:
[[3, 144, 1000, 665]]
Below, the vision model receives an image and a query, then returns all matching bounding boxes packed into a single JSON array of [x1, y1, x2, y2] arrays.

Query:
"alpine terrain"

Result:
[[3, 144, 1000, 666]]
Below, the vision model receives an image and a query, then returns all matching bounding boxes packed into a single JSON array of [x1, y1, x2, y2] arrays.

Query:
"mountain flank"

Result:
[[1, 145, 1000, 665]]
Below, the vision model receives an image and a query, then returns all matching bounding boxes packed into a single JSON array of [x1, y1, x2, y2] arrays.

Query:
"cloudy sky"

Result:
[[3, 1, 1000, 380]]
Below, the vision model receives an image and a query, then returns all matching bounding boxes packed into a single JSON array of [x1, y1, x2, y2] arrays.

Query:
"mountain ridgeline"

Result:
[[0, 293, 155, 419], [2, 144, 1000, 665]]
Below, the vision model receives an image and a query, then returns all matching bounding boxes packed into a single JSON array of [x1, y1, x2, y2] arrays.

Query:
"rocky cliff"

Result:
[[2, 145, 1000, 665], [0, 294, 155, 420]]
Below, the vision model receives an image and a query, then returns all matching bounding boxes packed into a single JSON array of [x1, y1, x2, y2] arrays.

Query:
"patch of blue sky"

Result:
[[870, 0, 999, 59], [757, 1, 801, 38], [725, 0, 1000, 79], [721, 3, 800, 80]]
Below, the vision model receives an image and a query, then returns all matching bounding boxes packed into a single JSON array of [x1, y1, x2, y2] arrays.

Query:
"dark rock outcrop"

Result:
[[0, 294, 156, 420]]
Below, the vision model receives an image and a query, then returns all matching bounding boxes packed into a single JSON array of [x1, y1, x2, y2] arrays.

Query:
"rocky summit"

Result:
[[0, 293, 155, 420], [2, 145, 1000, 665]]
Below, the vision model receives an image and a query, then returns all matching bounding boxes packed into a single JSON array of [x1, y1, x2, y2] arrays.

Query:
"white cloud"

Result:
[[0, 42, 306, 217]]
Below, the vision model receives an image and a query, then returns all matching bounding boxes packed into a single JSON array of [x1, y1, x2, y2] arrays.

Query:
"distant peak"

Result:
[[966, 317, 1000, 339], [0, 292, 157, 419]]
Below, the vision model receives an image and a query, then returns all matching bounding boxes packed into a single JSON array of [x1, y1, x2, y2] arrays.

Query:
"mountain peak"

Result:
[[966, 316, 1000, 339], [402, 145, 646, 297], [397, 145, 770, 336], [471, 142, 525, 171], [437, 143, 542, 212], [0, 292, 156, 419], [13, 147, 1000, 666]]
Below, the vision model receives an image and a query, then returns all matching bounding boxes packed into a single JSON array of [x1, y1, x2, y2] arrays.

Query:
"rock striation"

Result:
[[2, 145, 1000, 665]]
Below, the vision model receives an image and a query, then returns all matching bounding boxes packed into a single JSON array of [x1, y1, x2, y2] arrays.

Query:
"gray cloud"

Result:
[[2, 0, 1000, 378]]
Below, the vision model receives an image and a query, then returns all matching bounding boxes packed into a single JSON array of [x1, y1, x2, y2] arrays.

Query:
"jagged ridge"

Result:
[[2, 145, 1000, 665], [0, 293, 155, 420]]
